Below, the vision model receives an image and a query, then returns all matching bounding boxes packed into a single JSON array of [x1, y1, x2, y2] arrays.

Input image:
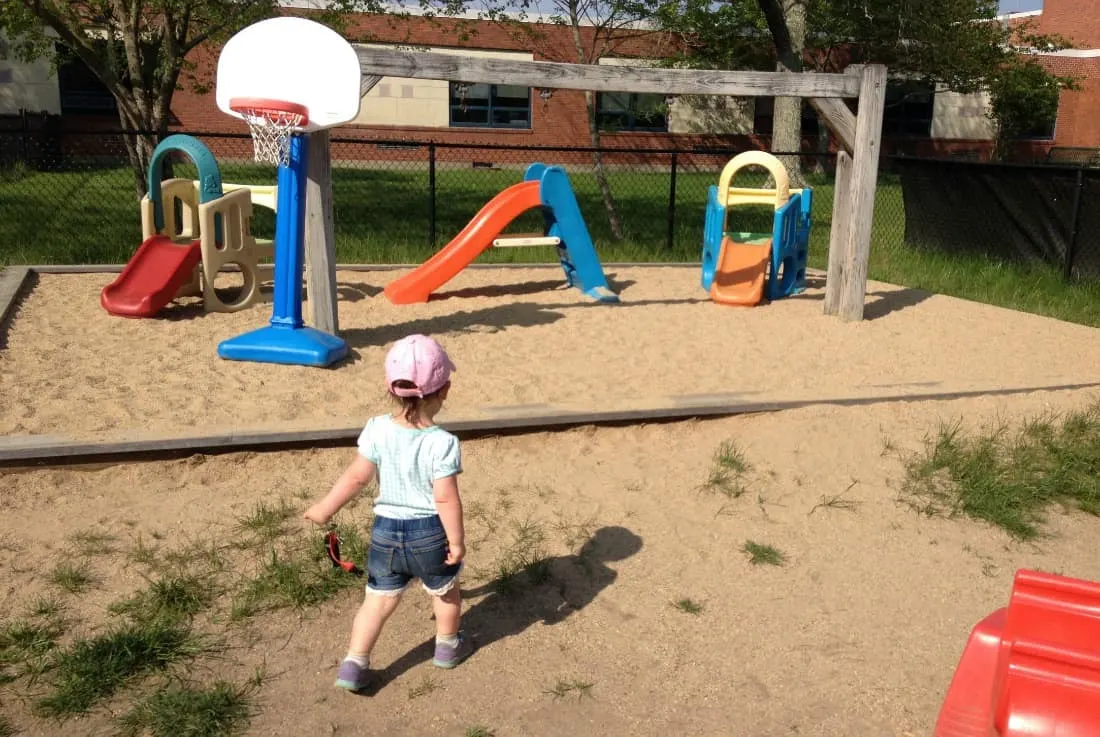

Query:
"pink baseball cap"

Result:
[[384, 334, 456, 398]]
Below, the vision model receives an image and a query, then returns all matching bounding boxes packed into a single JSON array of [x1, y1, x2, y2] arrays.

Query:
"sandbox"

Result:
[[4, 264, 1100, 455]]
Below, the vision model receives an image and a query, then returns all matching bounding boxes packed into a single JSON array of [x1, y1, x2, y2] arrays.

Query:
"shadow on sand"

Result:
[[359, 525, 643, 695]]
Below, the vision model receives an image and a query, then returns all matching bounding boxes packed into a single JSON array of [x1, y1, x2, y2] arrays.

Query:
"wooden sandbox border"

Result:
[[4, 382, 1100, 468]]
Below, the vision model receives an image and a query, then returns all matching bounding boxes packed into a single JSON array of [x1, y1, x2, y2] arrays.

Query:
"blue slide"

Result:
[[524, 163, 619, 304]]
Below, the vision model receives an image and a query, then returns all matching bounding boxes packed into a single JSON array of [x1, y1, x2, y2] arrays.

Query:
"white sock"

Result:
[[345, 652, 370, 667], [436, 633, 459, 648]]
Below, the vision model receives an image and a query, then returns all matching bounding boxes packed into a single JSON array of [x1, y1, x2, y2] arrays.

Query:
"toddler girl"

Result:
[[303, 333, 472, 692]]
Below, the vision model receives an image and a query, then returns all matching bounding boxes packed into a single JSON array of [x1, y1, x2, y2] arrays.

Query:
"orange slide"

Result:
[[709, 236, 772, 307], [385, 180, 543, 305]]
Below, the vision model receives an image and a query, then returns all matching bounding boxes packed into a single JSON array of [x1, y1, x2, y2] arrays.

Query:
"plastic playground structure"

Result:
[[100, 135, 277, 319], [934, 568, 1100, 737], [700, 151, 811, 308], [384, 162, 618, 305]]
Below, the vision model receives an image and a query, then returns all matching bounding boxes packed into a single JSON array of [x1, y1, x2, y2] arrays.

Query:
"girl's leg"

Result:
[[431, 584, 461, 637], [347, 591, 403, 658], [430, 583, 474, 668]]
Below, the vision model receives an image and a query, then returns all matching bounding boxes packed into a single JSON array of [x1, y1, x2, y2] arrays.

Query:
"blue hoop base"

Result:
[[217, 325, 348, 368]]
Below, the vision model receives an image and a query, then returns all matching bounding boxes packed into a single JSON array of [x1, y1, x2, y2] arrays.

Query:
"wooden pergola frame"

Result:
[[302, 50, 887, 327]]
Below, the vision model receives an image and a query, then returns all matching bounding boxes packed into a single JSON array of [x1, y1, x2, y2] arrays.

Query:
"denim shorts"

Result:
[[366, 515, 461, 597]]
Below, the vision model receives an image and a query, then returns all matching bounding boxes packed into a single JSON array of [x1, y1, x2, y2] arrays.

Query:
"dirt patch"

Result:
[[3, 388, 1100, 736]]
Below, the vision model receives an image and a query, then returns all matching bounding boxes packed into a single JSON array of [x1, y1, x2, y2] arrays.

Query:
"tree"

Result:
[[758, 0, 807, 185], [987, 58, 1077, 161], [0, 1, 390, 197], [656, 0, 1078, 166], [479, 0, 671, 240]]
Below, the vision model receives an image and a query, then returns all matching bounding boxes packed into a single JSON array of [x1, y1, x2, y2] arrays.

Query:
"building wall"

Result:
[[0, 34, 61, 116]]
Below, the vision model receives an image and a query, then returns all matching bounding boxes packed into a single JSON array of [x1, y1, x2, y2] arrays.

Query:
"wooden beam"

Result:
[[807, 97, 856, 152], [360, 74, 382, 97], [823, 150, 852, 316], [0, 266, 31, 341], [4, 380, 1098, 468], [305, 130, 339, 335], [355, 47, 862, 98], [837, 65, 888, 322]]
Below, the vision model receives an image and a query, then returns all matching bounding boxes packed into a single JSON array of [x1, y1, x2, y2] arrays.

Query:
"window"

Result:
[[596, 92, 668, 132], [881, 81, 935, 137], [752, 98, 820, 136], [449, 83, 531, 129], [55, 42, 115, 114], [1016, 106, 1057, 140]]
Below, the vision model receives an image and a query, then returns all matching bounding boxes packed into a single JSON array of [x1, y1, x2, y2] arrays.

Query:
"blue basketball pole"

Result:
[[217, 133, 348, 367]]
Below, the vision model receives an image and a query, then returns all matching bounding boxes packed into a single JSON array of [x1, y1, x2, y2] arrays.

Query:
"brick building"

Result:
[[0, 0, 1097, 161]]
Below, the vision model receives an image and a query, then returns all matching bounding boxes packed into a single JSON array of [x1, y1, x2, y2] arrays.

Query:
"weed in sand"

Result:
[[671, 598, 705, 615], [27, 596, 65, 620], [160, 537, 228, 577], [701, 440, 752, 498], [231, 543, 356, 620], [408, 674, 441, 700], [234, 499, 299, 546], [902, 404, 1100, 539], [48, 561, 96, 594], [552, 511, 598, 553], [546, 678, 594, 700], [109, 574, 218, 625], [0, 715, 12, 737], [465, 728, 495, 737], [1, 617, 66, 684], [742, 541, 786, 567], [34, 621, 203, 718], [117, 679, 256, 737], [129, 534, 160, 568], [809, 483, 863, 516], [489, 518, 550, 597], [70, 530, 118, 556]]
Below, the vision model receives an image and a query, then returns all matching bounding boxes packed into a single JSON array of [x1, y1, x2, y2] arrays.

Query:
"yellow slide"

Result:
[[710, 235, 772, 307]]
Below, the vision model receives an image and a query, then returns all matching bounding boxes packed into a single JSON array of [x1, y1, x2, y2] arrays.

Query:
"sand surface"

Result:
[[3, 388, 1100, 736], [4, 266, 1100, 442]]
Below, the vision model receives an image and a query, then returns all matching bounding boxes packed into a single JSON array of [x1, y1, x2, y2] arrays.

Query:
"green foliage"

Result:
[[987, 59, 1078, 159], [655, 0, 1078, 94]]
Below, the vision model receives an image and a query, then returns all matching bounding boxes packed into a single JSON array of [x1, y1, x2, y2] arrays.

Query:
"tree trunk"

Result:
[[584, 91, 625, 241], [759, 0, 807, 187], [117, 95, 171, 200]]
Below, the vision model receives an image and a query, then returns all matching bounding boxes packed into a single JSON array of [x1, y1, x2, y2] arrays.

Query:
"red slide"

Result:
[[385, 180, 543, 304], [100, 235, 203, 318]]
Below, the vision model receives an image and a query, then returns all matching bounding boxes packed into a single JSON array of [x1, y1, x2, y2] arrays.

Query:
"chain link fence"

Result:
[[1, 126, 902, 269]]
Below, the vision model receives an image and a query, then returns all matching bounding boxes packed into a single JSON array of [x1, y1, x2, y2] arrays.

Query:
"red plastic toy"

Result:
[[934, 568, 1100, 737], [100, 235, 202, 318]]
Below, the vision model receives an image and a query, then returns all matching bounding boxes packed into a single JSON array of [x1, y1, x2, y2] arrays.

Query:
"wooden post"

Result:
[[823, 149, 852, 315], [305, 129, 339, 334], [836, 64, 887, 322]]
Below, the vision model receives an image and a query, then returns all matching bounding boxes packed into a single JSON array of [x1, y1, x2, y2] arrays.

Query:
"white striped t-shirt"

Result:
[[357, 414, 463, 520]]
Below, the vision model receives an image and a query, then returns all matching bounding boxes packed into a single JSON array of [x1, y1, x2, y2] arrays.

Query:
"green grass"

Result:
[[671, 597, 705, 615], [701, 439, 752, 499], [3, 161, 1098, 325], [117, 680, 257, 737], [108, 574, 219, 625], [742, 540, 787, 566], [47, 561, 96, 594], [34, 621, 203, 718], [465, 728, 496, 737], [545, 678, 594, 700], [901, 401, 1100, 540]]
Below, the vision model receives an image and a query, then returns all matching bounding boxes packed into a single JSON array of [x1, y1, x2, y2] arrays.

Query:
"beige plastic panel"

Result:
[[196, 188, 266, 313], [140, 178, 202, 297]]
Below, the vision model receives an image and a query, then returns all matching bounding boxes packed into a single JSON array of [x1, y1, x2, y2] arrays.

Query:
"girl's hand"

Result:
[[303, 505, 332, 526], [445, 541, 465, 565]]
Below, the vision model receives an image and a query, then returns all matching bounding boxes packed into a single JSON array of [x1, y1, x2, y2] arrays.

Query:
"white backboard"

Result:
[[216, 16, 362, 132]]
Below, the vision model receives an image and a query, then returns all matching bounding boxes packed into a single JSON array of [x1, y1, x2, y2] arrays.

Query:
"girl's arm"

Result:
[[303, 455, 377, 525], [433, 475, 465, 564]]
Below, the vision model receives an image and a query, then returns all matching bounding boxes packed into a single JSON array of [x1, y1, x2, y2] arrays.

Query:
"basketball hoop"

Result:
[[230, 97, 309, 167]]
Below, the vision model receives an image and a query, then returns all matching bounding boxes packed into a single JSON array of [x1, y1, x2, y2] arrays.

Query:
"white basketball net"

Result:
[[239, 107, 306, 167]]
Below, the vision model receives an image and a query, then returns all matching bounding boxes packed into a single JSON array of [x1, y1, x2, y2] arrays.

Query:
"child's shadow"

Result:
[[367, 525, 642, 692]]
